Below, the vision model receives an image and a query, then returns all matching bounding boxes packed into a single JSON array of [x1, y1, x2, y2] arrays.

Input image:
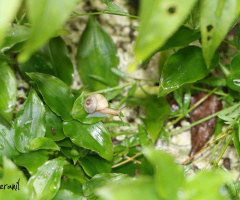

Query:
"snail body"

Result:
[[84, 94, 121, 119]]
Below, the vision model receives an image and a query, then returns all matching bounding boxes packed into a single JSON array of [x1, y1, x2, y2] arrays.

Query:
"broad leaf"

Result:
[[20, 37, 74, 85], [71, 93, 104, 124], [134, 0, 198, 64], [159, 46, 219, 96], [14, 89, 45, 153], [180, 170, 232, 200], [19, 0, 78, 62], [0, 124, 19, 163], [0, 61, 17, 123], [53, 178, 86, 200], [83, 173, 129, 199], [63, 164, 87, 184], [0, 0, 22, 46], [29, 137, 60, 151], [0, 157, 28, 200], [77, 16, 119, 91], [63, 120, 113, 161], [1, 24, 30, 53], [200, 0, 240, 67], [28, 157, 65, 200], [79, 155, 111, 177], [145, 149, 184, 200], [27, 72, 74, 121], [97, 176, 159, 200], [45, 106, 66, 141], [13, 150, 49, 174]]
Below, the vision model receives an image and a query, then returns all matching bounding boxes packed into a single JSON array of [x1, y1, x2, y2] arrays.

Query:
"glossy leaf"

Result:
[[160, 26, 200, 51], [0, 157, 28, 200], [83, 173, 129, 199], [19, 0, 78, 62], [0, 124, 19, 163], [53, 178, 86, 200], [159, 46, 219, 96], [145, 149, 184, 200], [97, 176, 159, 200], [134, 0, 198, 64], [79, 155, 111, 177], [20, 37, 74, 85], [1, 24, 30, 53], [13, 150, 49, 174], [29, 137, 60, 151], [226, 54, 240, 92], [14, 89, 45, 153], [45, 106, 66, 141], [28, 157, 65, 200], [63, 164, 87, 184], [200, 0, 240, 67], [63, 120, 113, 161], [61, 147, 81, 165], [0, 61, 17, 123], [27, 72, 74, 121], [0, 0, 22, 46], [180, 170, 232, 200], [71, 93, 104, 124], [77, 16, 119, 91]]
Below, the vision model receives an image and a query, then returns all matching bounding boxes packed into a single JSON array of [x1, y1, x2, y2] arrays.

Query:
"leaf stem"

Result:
[[214, 132, 234, 166], [218, 61, 230, 76], [191, 86, 227, 96], [71, 11, 140, 19]]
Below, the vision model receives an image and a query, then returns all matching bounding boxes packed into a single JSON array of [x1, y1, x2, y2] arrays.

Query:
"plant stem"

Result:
[[84, 81, 135, 96], [71, 11, 140, 19], [214, 132, 234, 166], [191, 86, 228, 96], [218, 61, 230, 76]]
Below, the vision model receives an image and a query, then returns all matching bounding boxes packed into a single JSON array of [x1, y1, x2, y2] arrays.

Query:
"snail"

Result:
[[84, 94, 123, 122]]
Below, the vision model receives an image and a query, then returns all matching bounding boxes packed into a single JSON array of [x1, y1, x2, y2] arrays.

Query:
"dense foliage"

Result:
[[1, 0, 240, 199]]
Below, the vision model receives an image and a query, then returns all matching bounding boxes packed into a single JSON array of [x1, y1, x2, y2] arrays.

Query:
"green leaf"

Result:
[[27, 72, 74, 121], [0, 157, 28, 200], [79, 155, 111, 177], [53, 178, 86, 200], [0, 61, 17, 123], [13, 150, 49, 174], [200, 0, 240, 67], [63, 164, 87, 184], [102, 0, 128, 14], [159, 46, 219, 96], [28, 157, 65, 200], [77, 16, 119, 91], [1, 24, 30, 52], [71, 93, 105, 124], [180, 170, 232, 200], [134, 0, 198, 64], [14, 88, 45, 153], [83, 173, 129, 199], [0, 124, 19, 163], [145, 149, 184, 200], [226, 54, 240, 92], [0, 0, 22, 46], [128, 96, 170, 143], [63, 120, 113, 161], [29, 137, 60, 151], [97, 176, 159, 200], [234, 124, 240, 159], [160, 26, 201, 51], [18, 0, 78, 62], [45, 106, 66, 141]]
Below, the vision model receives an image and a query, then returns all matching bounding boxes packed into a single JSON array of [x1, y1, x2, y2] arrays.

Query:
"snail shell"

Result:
[[84, 94, 108, 113]]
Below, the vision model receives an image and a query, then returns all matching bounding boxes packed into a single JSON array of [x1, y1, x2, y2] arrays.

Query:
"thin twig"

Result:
[[124, 155, 141, 164], [112, 154, 140, 168]]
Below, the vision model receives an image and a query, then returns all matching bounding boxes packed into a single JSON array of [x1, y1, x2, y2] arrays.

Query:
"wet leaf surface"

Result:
[[189, 92, 222, 157]]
